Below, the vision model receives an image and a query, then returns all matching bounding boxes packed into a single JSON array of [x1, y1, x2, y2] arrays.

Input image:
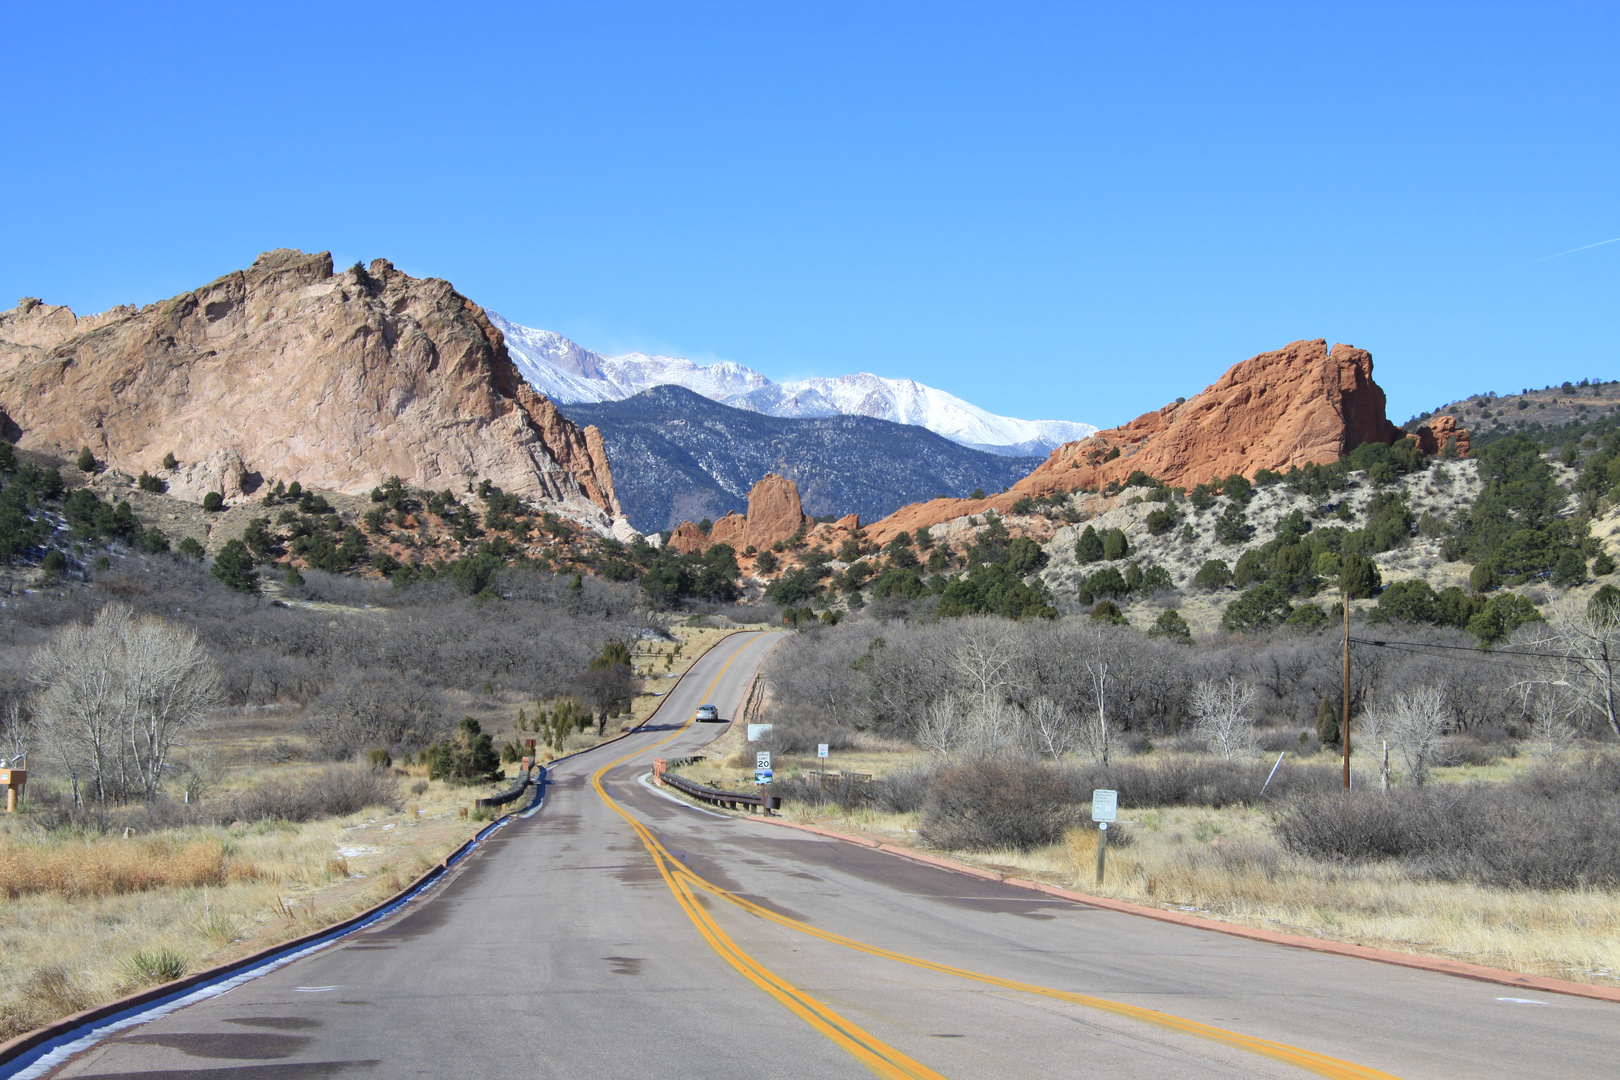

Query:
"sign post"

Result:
[[1091, 789, 1118, 887]]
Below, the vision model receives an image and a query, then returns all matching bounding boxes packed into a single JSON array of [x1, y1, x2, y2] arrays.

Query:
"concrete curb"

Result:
[[753, 817, 1620, 1005]]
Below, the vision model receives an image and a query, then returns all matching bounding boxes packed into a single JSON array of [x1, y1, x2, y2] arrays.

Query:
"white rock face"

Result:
[[489, 313, 1095, 456]]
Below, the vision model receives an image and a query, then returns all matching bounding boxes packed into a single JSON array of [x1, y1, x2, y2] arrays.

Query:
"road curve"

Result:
[[47, 628, 1620, 1079]]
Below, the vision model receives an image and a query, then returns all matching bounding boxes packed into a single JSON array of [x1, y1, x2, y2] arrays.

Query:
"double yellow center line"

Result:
[[589, 634, 1403, 1080]]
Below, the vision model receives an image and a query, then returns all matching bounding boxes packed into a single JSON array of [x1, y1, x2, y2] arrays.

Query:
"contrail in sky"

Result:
[[1525, 235, 1620, 264]]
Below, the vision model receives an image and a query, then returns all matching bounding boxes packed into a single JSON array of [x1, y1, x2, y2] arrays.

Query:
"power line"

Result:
[[1348, 636, 1573, 661], [1351, 639, 1545, 672]]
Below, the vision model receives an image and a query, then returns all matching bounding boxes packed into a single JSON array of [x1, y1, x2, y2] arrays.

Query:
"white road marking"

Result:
[[294, 986, 341, 993], [1496, 998, 1548, 1005]]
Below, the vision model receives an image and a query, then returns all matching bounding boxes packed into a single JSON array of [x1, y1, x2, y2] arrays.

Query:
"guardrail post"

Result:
[[653, 758, 666, 785]]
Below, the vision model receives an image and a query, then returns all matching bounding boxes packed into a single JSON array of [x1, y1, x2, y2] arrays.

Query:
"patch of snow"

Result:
[[488, 312, 1096, 456]]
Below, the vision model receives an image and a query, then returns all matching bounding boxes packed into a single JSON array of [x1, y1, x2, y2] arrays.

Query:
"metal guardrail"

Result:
[[655, 758, 781, 813]]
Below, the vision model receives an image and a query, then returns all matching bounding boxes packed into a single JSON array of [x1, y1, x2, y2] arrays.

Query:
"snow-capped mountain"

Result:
[[489, 313, 1095, 456]]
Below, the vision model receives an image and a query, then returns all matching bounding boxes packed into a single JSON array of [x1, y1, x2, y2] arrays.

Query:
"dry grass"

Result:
[[0, 836, 226, 899], [0, 779, 486, 1042], [750, 747, 1620, 990], [782, 797, 1620, 990]]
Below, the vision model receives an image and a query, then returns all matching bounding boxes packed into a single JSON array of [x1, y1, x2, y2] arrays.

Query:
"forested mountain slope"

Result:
[[558, 385, 1041, 534]]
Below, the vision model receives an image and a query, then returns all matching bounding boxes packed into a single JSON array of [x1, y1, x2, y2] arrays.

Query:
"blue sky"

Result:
[[2, 2, 1615, 428]]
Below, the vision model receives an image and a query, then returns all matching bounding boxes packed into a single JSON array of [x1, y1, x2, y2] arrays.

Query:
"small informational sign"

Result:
[[746, 723, 774, 742], [754, 769, 774, 785], [756, 751, 772, 771], [1091, 789, 1118, 823], [817, 744, 829, 758]]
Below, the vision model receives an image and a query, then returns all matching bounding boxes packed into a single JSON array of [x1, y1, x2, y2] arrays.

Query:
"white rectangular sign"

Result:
[[746, 724, 773, 742], [817, 744, 829, 758], [1091, 789, 1118, 823], [756, 751, 772, 771]]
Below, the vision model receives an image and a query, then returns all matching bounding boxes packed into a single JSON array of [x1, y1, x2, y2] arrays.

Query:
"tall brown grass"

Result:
[[0, 837, 225, 899]]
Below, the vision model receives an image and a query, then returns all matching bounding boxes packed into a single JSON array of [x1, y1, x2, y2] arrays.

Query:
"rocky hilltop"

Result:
[[859, 338, 1466, 544], [0, 250, 621, 525]]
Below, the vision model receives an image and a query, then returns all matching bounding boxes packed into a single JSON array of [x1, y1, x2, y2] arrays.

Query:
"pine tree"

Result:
[[211, 539, 259, 592], [76, 447, 97, 473], [1074, 525, 1103, 563]]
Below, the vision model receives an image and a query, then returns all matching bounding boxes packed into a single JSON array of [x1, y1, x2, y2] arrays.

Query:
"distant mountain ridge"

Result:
[[489, 313, 1095, 457], [556, 384, 1042, 534]]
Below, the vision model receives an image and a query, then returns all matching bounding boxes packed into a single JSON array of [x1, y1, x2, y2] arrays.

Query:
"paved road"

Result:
[[50, 629, 1620, 1079]]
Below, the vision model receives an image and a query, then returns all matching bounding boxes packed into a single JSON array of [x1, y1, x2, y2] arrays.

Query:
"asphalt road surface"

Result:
[[49, 629, 1620, 1079]]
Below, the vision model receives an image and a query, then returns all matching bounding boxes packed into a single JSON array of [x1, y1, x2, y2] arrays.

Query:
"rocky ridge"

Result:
[[0, 250, 623, 529], [852, 339, 1467, 546]]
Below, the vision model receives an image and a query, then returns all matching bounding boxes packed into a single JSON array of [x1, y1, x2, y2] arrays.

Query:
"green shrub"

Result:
[[122, 949, 187, 986], [1145, 506, 1179, 535], [1089, 599, 1128, 624], [1193, 559, 1231, 591], [1232, 549, 1270, 587], [76, 447, 97, 473], [1552, 549, 1588, 587], [1285, 603, 1330, 630], [1339, 553, 1381, 599], [1221, 582, 1293, 632], [137, 471, 167, 494], [177, 536, 205, 560], [1315, 699, 1339, 746], [1074, 525, 1103, 563], [1467, 593, 1542, 645], [211, 539, 258, 592], [1372, 579, 1437, 624], [1214, 502, 1251, 545], [1101, 527, 1129, 561], [1594, 550, 1617, 576], [162, 451, 177, 470], [202, 491, 224, 513], [1147, 608, 1193, 643]]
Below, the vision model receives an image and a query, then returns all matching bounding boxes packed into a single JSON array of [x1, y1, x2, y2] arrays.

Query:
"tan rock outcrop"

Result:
[[669, 473, 810, 554], [1410, 415, 1470, 458], [0, 250, 619, 521], [860, 339, 1413, 546]]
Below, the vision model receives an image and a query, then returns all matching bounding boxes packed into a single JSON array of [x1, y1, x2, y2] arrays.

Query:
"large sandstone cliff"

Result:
[[858, 339, 1465, 545], [0, 250, 620, 523]]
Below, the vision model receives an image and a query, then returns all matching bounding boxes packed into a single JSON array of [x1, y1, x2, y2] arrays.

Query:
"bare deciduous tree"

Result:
[[1527, 598, 1620, 738], [918, 691, 967, 759], [32, 604, 223, 802], [1370, 684, 1449, 785], [0, 698, 29, 764], [1021, 695, 1077, 760], [1188, 677, 1258, 760], [1526, 687, 1581, 760], [301, 670, 447, 760]]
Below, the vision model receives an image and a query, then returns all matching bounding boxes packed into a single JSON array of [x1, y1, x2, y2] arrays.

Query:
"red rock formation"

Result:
[[1409, 415, 1471, 458], [0, 250, 620, 521], [669, 473, 810, 554], [860, 339, 1411, 545]]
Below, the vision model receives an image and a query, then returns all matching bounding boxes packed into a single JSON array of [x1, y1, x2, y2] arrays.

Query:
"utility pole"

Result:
[[1342, 596, 1351, 791]]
